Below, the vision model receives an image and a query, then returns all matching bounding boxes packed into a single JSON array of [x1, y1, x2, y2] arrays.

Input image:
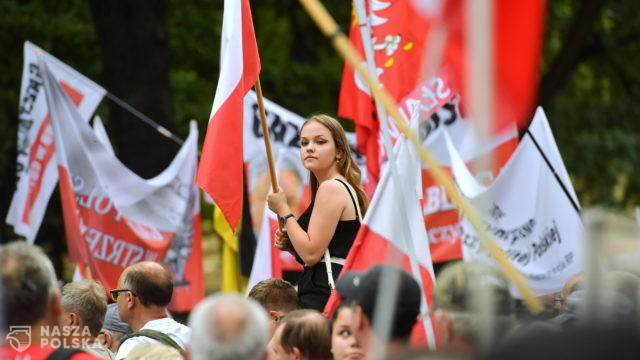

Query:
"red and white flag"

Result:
[[324, 135, 437, 348], [196, 0, 260, 232], [7, 41, 105, 242], [40, 57, 204, 312]]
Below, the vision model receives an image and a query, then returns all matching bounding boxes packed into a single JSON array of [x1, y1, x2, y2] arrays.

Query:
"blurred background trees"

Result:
[[0, 0, 638, 254]]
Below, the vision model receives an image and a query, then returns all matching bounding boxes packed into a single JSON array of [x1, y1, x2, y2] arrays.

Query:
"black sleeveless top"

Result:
[[295, 179, 361, 311]]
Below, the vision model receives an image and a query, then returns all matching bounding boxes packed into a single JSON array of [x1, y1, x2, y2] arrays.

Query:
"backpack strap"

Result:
[[118, 329, 183, 352], [46, 348, 86, 360]]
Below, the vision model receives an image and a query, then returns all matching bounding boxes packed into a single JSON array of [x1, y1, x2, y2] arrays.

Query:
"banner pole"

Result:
[[352, 0, 436, 350], [298, 0, 543, 314], [254, 78, 284, 231]]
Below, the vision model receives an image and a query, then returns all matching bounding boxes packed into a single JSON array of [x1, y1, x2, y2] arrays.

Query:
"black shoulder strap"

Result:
[[334, 178, 360, 221], [118, 329, 183, 352], [46, 348, 86, 360]]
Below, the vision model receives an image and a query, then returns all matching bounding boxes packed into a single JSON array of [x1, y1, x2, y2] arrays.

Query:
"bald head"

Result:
[[121, 261, 173, 307]]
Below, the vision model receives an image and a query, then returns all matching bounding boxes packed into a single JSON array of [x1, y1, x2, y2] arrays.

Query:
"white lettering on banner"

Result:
[[84, 225, 158, 268], [75, 186, 117, 220], [423, 185, 456, 215], [428, 224, 461, 244], [400, 75, 455, 126], [126, 220, 164, 242]]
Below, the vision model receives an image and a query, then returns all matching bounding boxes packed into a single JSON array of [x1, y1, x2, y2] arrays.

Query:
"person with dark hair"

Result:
[[331, 305, 364, 360], [248, 278, 299, 335], [336, 265, 421, 358], [0, 241, 101, 360], [269, 309, 332, 360], [267, 114, 368, 311], [61, 280, 113, 359], [113, 261, 190, 360]]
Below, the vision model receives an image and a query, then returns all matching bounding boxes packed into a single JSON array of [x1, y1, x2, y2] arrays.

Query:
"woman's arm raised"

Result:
[[267, 181, 346, 266]]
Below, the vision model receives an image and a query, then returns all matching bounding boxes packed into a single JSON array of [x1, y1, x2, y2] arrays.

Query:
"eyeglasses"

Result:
[[110, 289, 137, 302]]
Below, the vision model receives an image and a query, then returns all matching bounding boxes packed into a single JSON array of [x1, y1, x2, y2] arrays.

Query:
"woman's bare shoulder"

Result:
[[315, 179, 350, 199]]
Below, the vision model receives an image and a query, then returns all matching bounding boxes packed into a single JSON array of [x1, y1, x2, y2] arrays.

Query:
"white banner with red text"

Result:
[[7, 41, 106, 242], [40, 58, 203, 312]]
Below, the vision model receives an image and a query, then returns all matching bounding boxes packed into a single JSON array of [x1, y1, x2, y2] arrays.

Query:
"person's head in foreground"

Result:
[[336, 265, 422, 358], [331, 304, 365, 360], [269, 309, 332, 360], [248, 278, 299, 335], [431, 260, 514, 357], [189, 294, 269, 360]]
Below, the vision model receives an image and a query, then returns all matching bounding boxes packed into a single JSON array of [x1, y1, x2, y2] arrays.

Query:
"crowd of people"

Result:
[[3, 240, 640, 360]]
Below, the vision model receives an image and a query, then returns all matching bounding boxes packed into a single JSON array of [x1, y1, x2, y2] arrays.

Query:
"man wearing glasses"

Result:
[[111, 261, 191, 360]]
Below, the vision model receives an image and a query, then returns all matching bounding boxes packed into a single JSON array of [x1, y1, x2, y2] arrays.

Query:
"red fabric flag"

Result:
[[338, 0, 429, 189], [414, 0, 545, 131], [196, 0, 260, 231]]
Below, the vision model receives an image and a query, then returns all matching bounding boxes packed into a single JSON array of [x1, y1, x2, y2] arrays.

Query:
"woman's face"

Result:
[[299, 121, 340, 173], [332, 307, 365, 360]]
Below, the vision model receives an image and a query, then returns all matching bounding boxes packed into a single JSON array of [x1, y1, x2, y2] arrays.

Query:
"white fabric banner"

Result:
[[40, 56, 203, 311], [7, 41, 106, 242], [456, 107, 583, 296]]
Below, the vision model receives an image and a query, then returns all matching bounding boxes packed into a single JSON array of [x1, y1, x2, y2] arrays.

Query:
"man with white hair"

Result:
[[188, 294, 270, 360]]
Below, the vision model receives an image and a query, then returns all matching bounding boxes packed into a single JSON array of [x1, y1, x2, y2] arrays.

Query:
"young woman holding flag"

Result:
[[267, 114, 368, 311]]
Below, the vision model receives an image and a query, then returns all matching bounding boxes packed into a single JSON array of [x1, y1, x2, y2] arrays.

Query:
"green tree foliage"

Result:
[[542, 0, 640, 210]]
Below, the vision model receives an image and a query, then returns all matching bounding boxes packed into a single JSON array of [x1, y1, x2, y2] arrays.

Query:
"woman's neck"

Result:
[[313, 167, 342, 184]]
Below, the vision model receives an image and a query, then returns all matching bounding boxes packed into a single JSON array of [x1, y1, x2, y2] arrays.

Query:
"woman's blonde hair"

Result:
[[301, 114, 368, 215]]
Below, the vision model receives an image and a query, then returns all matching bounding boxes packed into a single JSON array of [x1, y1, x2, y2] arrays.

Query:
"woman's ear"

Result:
[[292, 347, 302, 360]]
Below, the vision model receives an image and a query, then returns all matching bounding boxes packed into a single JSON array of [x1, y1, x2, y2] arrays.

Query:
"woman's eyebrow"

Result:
[[300, 134, 328, 139]]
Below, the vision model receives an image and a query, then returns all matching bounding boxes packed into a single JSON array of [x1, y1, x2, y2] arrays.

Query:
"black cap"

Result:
[[336, 265, 421, 339]]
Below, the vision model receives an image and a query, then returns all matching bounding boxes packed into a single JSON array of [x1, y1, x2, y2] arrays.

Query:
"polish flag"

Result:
[[324, 136, 438, 348], [196, 0, 260, 231]]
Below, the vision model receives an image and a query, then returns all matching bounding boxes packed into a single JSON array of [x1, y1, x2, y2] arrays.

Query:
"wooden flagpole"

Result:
[[298, 0, 543, 314], [254, 78, 284, 231]]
